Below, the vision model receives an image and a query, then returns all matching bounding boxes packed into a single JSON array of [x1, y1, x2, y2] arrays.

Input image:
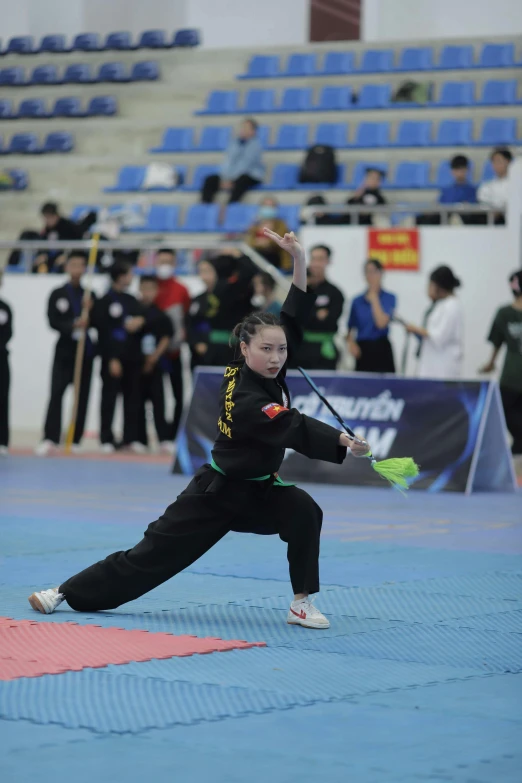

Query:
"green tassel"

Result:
[[370, 457, 420, 492]]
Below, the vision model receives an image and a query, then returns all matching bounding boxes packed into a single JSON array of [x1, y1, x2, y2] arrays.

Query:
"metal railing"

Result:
[[300, 203, 505, 225]]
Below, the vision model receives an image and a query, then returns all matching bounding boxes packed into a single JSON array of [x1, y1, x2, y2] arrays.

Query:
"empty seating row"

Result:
[[197, 81, 520, 114], [2, 30, 199, 55], [152, 118, 519, 152], [0, 132, 73, 154], [106, 159, 496, 194], [0, 168, 28, 190], [0, 61, 159, 86], [0, 96, 117, 119], [239, 44, 520, 78]]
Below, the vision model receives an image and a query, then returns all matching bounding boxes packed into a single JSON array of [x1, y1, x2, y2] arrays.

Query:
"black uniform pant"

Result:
[[356, 337, 396, 373], [59, 466, 323, 611], [0, 350, 9, 447], [167, 355, 184, 441], [100, 359, 142, 445], [501, 387, 522, 455], [43, 350, 93, 444], [201, 174, 261, 204], [137, 366, 169, 445]]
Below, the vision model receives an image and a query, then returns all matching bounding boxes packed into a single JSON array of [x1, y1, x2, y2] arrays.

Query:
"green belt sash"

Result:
[[303, 331, 337, 360], [210, 457, 294, 487], [209, 330, 237, 345]]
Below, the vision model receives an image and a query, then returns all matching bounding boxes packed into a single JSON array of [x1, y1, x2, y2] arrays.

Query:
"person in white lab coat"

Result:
[[406, 266, 464, 379]]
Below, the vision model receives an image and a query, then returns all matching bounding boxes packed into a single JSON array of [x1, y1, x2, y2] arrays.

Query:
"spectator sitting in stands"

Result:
[[346, 167, 387, 225], [252, 272, 282, 317], [477, 147, 512, 224], [439, 155, 477, 206], [245, 197, 290, 271], [33, 202, 96, 274], [301, 195, 350, 227], [201, 118, 264, 205]]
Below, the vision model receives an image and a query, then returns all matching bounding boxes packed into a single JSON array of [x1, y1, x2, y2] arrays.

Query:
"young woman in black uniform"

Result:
[[28, 231, 369, 629]]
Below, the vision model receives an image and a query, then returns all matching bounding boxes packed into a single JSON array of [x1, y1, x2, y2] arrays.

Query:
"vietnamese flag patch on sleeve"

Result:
[[262, 402, 288, 419]]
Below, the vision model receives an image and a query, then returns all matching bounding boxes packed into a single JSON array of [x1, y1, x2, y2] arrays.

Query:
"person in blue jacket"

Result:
[[201, 118, 264, 204], [439, 155, 477, 206]]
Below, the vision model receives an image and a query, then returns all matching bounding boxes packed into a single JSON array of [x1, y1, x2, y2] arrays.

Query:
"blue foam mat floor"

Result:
[[0, 456, 521, 782]]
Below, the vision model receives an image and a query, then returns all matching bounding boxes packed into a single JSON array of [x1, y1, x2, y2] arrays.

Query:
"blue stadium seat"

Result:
[[316, 86, 353, 111], [39, 35, 67, 53], [70, 205, 99, 222], [72, 33, 101, 52], [437, 45, 474, 70], [478, 79, 517, 105], [135, 205, 180, 232], [314, 123, 349, 147], [53, 97, 85, 118], [320, 52, 355, 75], [197, 90, 239, 115], [357, 84, 391, 109], [257, 125, 271, 148], [244, 89, 276, 113], [394, 121, 432, 147], [63, 64, 94, 84], [17, 99, 49, 119], [0, 100, 14, 119], [279, 88, 313, 112], [480, 160, 495, 181], [98, 62, 130, 82], [281, 53, 317, 76], [435, 159, 475, 188], [359, 49, 394, 73], [131, 61, 160, 81], [262, 164, 299, 190], [391, 162, 430, 188], [105, 32, 134, 50], [196, 126, 232, 151], [435, 81, 475, 106], [185, 165, 219, 191], [352, 122, 390, 148], [270, 124, 309, 150], [7, 36, 34, 54], [478, 43, 514, 68], [87, 96, 118, 116], [138, 30, 170, 49], [42, 132, 74, 153], [0, 68, 25, 86], [397, 47, 434, 71], [477, 117, 517, 146], [278, 205, 300, 231], [30, 65, 61, 86], [295, 164, 345, 190], [181, 204, 220, 232], [172, 29, 200, 47], [149, 127, 195, 153], [220, 204, 258, 233], [240, 55, 280, 79], [105, 166, 145, 192], [7, 134, 41, 154], [349, 161, 389, 188], [7, 168, 29, 190], [435, 119, 473, 146]]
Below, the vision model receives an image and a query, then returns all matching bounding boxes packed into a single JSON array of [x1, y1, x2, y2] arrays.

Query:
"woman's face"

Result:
[[428, 281, 439, 301], [198, 261, 217, 290], [365, 263, 382, 289], [241, 326, 287, 378]]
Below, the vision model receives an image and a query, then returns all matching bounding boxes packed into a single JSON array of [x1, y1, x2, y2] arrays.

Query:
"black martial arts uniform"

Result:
[[59, 283, 348, 612], [137, 304, 174, 446], [290, 279, 345, 371], [42, 284, 96, 445], [91, 289, 144, 447], [188, 291, 211, 370], [0, 298, 13, 448]]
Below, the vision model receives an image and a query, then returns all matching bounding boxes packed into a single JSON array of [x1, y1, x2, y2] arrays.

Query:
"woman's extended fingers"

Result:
[[262, 227, 282, 242]]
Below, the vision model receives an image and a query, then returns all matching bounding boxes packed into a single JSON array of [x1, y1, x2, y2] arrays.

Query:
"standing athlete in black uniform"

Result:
[[0, 273, 13, 456], [28, 231, 369, 629], [36, 252, 96, 455], [290, 244, 345, 371]]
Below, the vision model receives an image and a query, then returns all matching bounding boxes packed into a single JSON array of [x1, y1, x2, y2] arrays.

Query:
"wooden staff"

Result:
[[64, 234, 100, 453]]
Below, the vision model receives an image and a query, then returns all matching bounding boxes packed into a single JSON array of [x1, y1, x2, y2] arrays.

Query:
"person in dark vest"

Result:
[[35, 252, 96, 456], [0, 270, 13, 456], [90, 262, 145, 453], [290, 244, 344, 371]]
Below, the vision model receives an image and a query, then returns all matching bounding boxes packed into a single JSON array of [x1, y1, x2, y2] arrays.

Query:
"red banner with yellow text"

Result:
[[368, 228, 420, 271]]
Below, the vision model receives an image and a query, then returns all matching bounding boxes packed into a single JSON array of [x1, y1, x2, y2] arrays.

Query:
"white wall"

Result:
[[362, 0, 522, 41], [0, 0, 309, 49]]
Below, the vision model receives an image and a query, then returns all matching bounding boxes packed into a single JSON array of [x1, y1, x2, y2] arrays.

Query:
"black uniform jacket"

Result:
[[303, 279, 345, 334], [47, 283, 96, 360], [211, 283, 347, 479], [0, 299, 13, 352], [91, 289, 144, 363]]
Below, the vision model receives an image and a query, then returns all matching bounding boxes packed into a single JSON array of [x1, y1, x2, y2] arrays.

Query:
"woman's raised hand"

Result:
[[263, 228, 303, 258]]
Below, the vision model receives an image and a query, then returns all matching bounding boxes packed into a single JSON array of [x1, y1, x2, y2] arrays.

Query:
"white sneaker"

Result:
[[160, 441, 175, 455], [130, 441, 147, 455], [100, 443, 115, 454], [71, 444, 82, 454], [0, 446, 8, 456], [35, 440, 55, 457], [287, 597, 330, 629], [28, 587, 64, 615]]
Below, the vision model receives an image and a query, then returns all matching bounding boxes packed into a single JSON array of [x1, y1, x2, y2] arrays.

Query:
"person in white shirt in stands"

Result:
[[477, 147, 512, 225], [406, 266, 464, 379]]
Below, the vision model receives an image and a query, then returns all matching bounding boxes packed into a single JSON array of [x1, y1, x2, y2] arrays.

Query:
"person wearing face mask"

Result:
[[246, 197, 291, 270], [153, 248, 190, 443], [406, 265, 464, 379], [252, 272, 282, 318], [90, 262, 145, 453], [0, 270, 13, 456], [290, 244, 344, 371]]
